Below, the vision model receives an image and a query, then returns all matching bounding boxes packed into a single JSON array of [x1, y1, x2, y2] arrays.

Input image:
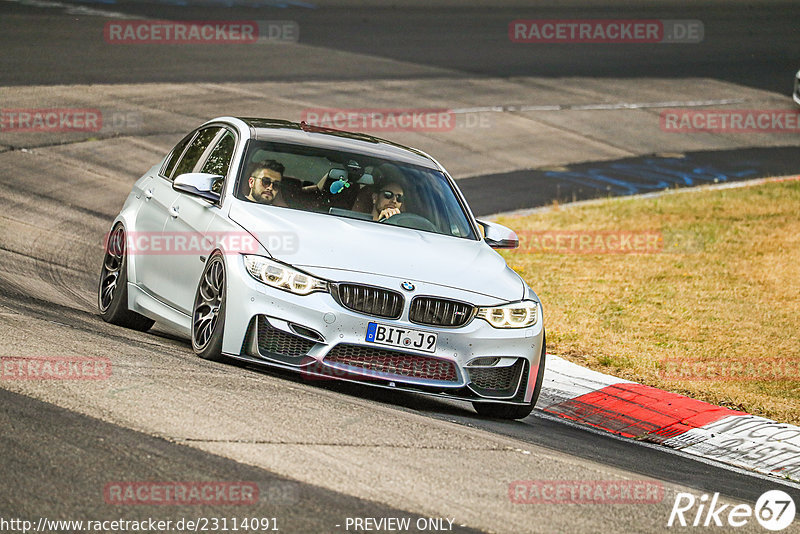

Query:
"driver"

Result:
[[371, 181, 404, 221], [246, 160, 287, 207]]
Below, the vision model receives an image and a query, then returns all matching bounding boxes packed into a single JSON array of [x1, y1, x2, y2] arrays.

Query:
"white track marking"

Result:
[[451, 98, 745, 114], [3, 0, 140, 19]]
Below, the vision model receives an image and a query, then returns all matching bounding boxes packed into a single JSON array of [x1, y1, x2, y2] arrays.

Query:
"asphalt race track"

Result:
[[1, 1, 800, 533]]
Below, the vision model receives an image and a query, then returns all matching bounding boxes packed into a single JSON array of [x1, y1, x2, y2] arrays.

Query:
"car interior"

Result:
[[232, 142, 475, 239], [236, 148, 398, 218]]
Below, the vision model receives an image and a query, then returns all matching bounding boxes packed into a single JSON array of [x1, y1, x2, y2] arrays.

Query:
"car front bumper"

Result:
[[222, 255, 544, 405]]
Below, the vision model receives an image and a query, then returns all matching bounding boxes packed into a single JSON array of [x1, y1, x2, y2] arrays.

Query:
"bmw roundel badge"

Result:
[[401, 281, 415, 291]]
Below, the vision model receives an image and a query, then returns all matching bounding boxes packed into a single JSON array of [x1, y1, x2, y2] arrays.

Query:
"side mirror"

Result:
[[173, 173, 222, 203], [477, 219, 519, 249]]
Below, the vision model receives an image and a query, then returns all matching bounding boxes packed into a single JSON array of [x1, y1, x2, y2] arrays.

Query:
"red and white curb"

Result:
[[539, 355, 800, 483]]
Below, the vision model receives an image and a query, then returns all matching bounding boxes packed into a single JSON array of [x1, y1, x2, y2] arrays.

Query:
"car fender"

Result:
[[201, 214, 268, 356]]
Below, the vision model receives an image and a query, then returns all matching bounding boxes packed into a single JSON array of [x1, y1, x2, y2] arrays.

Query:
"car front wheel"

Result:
[[192, 252, 227, 362], [472, 332, 546, 420]]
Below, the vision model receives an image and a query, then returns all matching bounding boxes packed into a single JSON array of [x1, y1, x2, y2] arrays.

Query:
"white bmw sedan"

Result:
[[98, 117, 545, 419]]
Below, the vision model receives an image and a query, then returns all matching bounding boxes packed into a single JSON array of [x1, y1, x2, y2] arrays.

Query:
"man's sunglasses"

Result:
[[380, 190, 404, 203], [256, 176, 281, 188]]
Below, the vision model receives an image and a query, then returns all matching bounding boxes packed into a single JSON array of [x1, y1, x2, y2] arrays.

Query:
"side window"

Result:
[[170, 127, 222, 180], [201, 130, 236, 184], [161, 133, 193, 179]]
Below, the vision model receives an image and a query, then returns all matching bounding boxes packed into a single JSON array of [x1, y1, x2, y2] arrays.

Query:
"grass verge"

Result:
[[496, 178, 800, 424]]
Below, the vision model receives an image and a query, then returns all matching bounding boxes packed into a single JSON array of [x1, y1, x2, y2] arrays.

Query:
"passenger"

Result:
[[246, 160, 288, 207], [371, 181, 404, 221]]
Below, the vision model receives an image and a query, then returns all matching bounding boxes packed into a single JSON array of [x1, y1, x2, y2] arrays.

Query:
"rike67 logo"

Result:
[[668, 490, 795, 531]]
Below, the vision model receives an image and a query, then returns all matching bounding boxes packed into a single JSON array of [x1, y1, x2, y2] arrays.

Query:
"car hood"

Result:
[[229, 202, 525, 302]]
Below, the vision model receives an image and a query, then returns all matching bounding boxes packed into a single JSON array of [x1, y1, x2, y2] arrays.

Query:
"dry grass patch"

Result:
[[497, 180, 800, 424]]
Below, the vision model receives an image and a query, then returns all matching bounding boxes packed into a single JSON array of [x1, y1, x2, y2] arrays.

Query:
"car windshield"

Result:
[[235, 140, 477, 240]]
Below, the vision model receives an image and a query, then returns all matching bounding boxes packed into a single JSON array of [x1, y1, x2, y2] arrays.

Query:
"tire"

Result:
[[472, 332, 547, 420], [191, 252, 227, 362], [98, 224, 155, 332]]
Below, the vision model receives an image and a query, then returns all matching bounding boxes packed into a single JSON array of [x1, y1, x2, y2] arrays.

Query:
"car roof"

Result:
[[233, 117, 440, 170]]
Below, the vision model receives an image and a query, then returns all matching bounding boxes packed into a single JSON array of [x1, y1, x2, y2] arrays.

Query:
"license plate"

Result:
[[365, 322, 437, 353]]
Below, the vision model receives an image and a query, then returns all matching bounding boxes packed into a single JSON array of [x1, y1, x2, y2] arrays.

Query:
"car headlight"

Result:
[[243, 255, 328, 295], [476, 300, 538, 328]]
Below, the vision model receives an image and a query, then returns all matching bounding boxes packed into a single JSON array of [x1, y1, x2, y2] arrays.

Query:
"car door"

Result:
[[160, 127, 236, 314], [138, 126, 224, 306], [130, 131, 193, 295]]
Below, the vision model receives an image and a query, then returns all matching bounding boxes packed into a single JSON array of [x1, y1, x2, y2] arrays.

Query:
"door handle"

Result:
[[169, 206, 180, 218]]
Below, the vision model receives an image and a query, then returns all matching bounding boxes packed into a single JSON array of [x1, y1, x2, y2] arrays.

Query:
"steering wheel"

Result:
[[380, 212, 438, 232]]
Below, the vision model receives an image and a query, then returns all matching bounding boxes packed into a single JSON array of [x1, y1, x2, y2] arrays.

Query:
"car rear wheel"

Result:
[[472, 332, 546, 420], [98, 224, 155, 331], [192, 252, 227, 362]]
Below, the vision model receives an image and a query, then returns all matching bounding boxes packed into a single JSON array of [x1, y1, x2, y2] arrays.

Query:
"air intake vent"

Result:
[[467, 359, 525, 398], [324, 344, 458, 382], [257, 316, 316, 358], [335, 283, 403, 319], [409, 297, 474, 327]]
